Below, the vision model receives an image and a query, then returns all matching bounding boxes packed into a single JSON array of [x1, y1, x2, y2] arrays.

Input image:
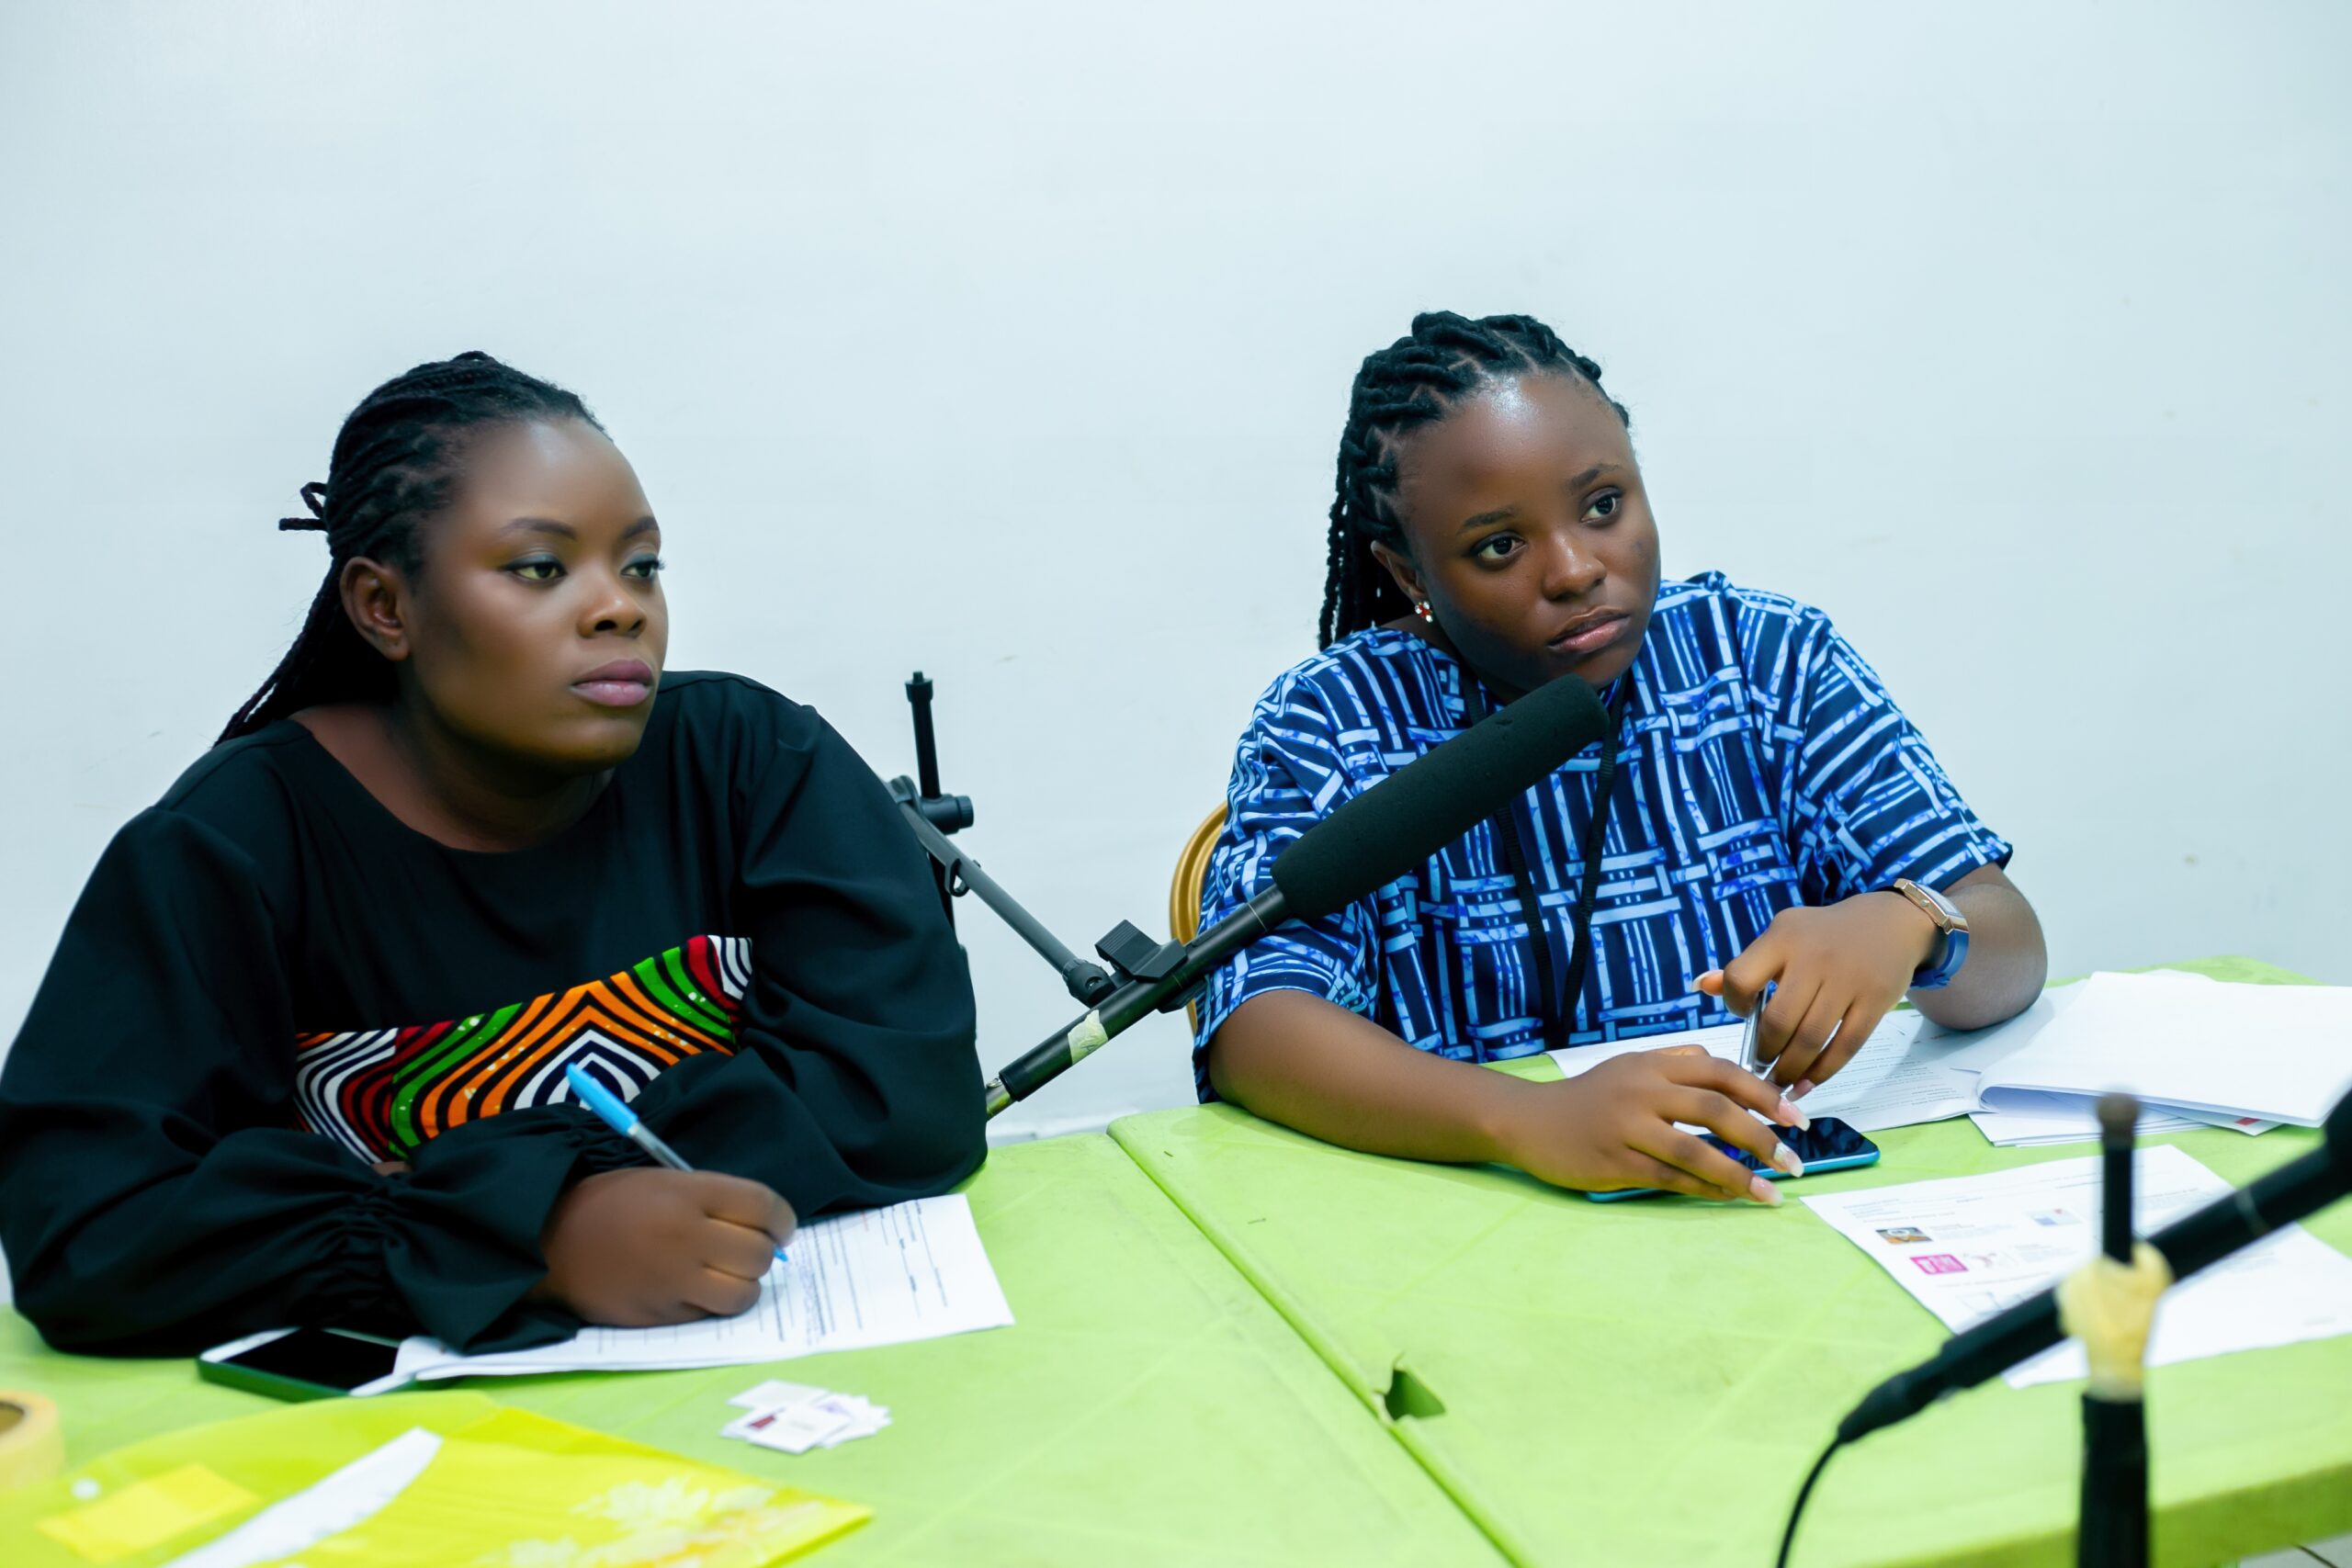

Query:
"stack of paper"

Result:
[[1933, 980, 2271, 1143], [1969, 1103, 2275, 1148], [1802, 1146, 2352, 1386], [1971, 969, 2351, 1129], [377, 1194, 1013, 1389], [1544, 969, 2346, 1145], [722, 1381, 891, 1454]]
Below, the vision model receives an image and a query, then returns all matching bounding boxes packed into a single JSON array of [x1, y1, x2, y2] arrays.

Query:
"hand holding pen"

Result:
[[564, 1064, 789, 1263], [1691, 889, 1938, 1092], [516, 1066, 796, 1328]]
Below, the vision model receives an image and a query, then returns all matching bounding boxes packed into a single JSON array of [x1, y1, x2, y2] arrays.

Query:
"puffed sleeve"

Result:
[[618, 702, 988, 1213], [0, 810, 641, 1356]]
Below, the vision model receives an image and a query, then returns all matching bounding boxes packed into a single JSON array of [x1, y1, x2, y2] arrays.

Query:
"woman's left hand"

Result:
[[1691, 892, 1940, 1094]]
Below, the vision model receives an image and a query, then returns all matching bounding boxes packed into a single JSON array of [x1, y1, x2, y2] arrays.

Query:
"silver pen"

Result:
[[1738, 980, 1772, 1078], [1737, 983, 1810, 1179]]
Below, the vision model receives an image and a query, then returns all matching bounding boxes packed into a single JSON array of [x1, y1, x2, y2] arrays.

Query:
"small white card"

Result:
[[728, 1379, 827, 1411], [806, 1393, 888, 1447], [726, 1401, 853, 1454], [720, 1380, 891, 1452]]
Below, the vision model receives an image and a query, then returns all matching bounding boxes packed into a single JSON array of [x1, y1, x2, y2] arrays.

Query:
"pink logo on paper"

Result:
[[1911, 1254, 1967, 1275]]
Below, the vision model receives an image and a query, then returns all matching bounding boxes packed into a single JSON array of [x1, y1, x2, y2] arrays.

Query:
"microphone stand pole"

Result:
[[886, 673, 1193, 1113], [2064, 1093, 2167, 1568], [900, 671, 961, 924]]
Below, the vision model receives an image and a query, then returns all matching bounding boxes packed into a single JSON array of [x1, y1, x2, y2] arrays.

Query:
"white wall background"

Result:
[[3, 0, 2346, 1149]]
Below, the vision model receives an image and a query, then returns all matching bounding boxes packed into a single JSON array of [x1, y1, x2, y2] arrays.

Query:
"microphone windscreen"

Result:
[[1270, 673, 1612, 921]]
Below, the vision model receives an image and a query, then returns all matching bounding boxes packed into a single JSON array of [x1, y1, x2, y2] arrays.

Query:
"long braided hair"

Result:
[[1317, 311, 1632, 649], [220, 352, 604, 742]]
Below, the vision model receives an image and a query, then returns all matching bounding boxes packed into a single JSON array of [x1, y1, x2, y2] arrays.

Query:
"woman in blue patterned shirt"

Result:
[[1196, 311, 2047, 1205]]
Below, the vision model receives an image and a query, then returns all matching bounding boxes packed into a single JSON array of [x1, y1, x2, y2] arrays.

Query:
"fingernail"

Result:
[[1778, 1096, 1811, 1130], [1748, 1174, 1784, 1206], [1771, 1142, 1804, 1178], [1791, 1080, 1816, 1101]]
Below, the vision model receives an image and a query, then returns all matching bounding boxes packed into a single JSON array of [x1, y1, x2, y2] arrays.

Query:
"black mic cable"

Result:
[[1775, 1436, 1847, 1568]]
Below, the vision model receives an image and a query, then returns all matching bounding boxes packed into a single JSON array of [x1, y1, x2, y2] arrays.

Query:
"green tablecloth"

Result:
[[7, 959, 2346, 1565], [1, 1132, 1498, 1565], [1109, 957, 2352, 1567]]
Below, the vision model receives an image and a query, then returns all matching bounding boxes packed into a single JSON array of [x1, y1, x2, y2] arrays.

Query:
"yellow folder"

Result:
[[1, 1391, 866, 1568]]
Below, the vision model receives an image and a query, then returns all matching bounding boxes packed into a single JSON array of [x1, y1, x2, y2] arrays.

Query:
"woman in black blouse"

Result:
[[0, 353, 986, 1355]]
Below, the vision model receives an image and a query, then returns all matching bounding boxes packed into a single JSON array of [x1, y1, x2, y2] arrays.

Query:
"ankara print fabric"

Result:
[[1193, 573, 2011, 1099], [294, 936, 752, 1163]]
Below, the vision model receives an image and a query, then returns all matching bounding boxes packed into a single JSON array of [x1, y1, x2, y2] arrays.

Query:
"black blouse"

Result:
[[0, 671, 986, 1355]]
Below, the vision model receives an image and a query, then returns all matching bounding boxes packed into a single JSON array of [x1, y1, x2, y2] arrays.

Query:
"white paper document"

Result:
[[1546, 1010, 1974, 1133], [1544, 969, 2336, 1143], [387, 1194, 1013, 1386], [1802, 1145, 2352, 1387], [1974, 970, 2352, 1128], [1776, 1011, 1981, 1131]]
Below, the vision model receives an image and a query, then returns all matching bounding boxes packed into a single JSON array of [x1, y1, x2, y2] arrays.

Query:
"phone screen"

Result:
[[214, 1328, 401, 1393], [1703, 1115, 1878, 1173], [1586, 1115, 1880, 1201]]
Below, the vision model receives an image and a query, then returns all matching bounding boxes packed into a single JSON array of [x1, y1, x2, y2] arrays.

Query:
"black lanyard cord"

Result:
[[1460, 671, 1635, 1054]]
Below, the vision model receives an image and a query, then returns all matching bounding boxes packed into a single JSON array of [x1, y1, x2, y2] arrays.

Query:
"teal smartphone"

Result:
[[197, 1327, 402, 1401], [1584, 1116, 1882, 1201]]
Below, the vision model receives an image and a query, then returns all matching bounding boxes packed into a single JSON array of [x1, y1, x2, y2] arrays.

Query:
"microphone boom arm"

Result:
[[890, 670, 1617, 1120], [982, 889, 1285, 1116], [888, 672, 1212, 1115], [889, 782, 1118, 1010]]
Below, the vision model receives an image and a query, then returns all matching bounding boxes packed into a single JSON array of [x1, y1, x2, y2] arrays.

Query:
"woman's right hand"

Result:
[[533, 1168, 797, 1325], [1494, 1046, 1808, 1203]]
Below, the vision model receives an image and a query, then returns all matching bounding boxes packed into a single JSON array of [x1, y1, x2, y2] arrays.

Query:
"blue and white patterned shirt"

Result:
[[1192, 572, 2012, 1100]]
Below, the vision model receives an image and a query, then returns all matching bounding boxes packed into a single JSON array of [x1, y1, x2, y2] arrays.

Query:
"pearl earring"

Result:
[[1415, 601, 1433, 622]]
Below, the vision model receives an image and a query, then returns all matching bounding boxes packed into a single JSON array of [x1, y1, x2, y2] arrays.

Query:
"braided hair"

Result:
[[1317, 310, 1631, 649], [220, 352, 604, 742]]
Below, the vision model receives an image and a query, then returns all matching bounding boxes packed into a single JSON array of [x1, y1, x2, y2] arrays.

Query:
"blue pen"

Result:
[[563, 1063, 788, 1261]]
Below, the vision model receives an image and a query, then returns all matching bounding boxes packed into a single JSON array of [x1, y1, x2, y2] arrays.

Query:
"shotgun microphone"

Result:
[[982, 673, 1613, 1114]]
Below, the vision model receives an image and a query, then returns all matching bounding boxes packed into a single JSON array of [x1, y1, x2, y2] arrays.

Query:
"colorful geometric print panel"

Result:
[[293, 935, 751, 1163]]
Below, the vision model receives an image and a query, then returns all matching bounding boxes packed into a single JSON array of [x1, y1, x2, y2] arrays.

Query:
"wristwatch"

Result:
[[1890, 877, 1970, 989]]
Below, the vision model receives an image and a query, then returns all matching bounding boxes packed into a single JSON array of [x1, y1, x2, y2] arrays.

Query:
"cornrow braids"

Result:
[[220, 352, 604, 742], [1317, 310, 1631, 649]]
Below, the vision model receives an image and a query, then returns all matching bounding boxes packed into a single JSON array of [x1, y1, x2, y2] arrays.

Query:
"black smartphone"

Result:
[[197, 1327, 403, 1401], [1585, 1115, 1882, 1201]]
